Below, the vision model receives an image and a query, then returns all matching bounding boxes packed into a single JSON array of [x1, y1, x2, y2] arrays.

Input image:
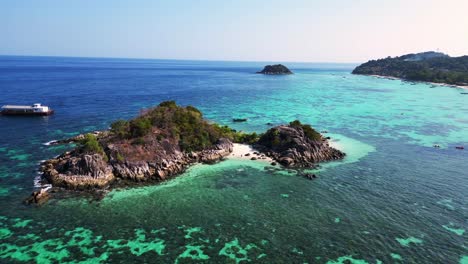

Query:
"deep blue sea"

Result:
[[0, 56, 467, 263]]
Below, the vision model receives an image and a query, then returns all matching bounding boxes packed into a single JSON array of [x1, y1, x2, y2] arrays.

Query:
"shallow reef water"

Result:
[[0, 56, 467, 263]]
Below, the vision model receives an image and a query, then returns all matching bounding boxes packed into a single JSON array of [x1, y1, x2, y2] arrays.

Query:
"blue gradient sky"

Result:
[[1, 0, 467, 62]]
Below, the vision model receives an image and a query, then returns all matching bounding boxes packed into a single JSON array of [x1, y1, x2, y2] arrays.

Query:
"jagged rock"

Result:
[[278, 157, 294, 166], [303, 173, 317, 180], [24, 188, 49, 205], [42, 153, 115, 190], [255, 123, 345, 167], [198, 138, 233, 164], [112, 161, 154, 181], [41, 138, 233, 190]]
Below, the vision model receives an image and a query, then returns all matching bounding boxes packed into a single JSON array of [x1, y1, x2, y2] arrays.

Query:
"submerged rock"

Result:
[[232, 118, 248, 122], [24, 188, 49, 205], [257, 64, 293, 75], [303, 173, 317, 180]]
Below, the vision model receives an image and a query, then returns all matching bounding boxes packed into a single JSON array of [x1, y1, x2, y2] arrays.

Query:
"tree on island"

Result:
[[352, 51, 468, 86]]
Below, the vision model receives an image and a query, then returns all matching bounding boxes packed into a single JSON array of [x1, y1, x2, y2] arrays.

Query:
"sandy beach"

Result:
[[229, 143, 275, 163], [229, 139, 345, 164]]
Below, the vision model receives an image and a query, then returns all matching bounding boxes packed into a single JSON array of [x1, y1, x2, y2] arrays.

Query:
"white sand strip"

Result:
[[229, 143, 275, 163]]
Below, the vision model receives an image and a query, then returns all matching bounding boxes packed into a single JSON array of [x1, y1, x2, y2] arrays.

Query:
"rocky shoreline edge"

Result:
[[367, 74, 468, 90]]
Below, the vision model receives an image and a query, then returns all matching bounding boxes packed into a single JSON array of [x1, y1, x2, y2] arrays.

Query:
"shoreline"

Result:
[[228, 143, 275, 163], [366, 74, 468, 90]]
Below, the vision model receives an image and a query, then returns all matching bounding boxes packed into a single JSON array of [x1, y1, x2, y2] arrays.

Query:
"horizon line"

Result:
[[0, 53, 362, 65]]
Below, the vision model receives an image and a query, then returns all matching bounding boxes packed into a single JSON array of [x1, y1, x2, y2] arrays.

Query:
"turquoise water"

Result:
[[0, 56, 467, 263]]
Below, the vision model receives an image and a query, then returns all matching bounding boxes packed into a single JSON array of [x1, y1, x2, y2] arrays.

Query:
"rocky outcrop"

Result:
[[257, 64, 293, 75], [198, 138, 233, 164], [41, 153, 115, 190], [41, 138, 233, 190], [255, 124, 345, 167], [40, 102, 240, 191], [24, 188, 49, 205]]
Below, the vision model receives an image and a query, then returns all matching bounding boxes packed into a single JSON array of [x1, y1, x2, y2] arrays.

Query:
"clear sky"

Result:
[[1, 0, 468, 62]]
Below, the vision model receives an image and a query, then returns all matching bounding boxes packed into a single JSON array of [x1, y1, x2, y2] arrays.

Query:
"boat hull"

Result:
[[1, 110, 54, 116]]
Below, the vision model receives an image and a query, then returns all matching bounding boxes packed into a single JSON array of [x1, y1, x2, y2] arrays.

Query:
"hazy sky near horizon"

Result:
[[1, 0, 468, 63]]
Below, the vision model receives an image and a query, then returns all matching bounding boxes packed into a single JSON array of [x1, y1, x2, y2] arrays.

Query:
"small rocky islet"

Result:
[[35, 101, 344, 202], [257, 64, 293, 75], [255, 121, 344, 167]]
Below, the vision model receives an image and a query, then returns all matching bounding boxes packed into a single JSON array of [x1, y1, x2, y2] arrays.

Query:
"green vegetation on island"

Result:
[[80, 134, 105, 156], [107, 101, 258, 152], [352, 51, 468, 86]]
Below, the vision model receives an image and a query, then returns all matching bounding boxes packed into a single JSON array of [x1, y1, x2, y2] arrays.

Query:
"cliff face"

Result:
[[255, 123, 344, 167], [41, 138, 232, 190], [257, 64, 293, 75]]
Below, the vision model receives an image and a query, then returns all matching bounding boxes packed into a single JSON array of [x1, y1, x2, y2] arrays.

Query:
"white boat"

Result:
[[1, 103, 54, 116]]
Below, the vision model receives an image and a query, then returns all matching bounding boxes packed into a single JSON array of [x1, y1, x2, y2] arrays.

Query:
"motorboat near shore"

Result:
[[1, 103, 54, 116]]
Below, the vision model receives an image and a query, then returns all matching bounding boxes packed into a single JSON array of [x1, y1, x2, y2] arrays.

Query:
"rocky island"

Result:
[[255, 120, 345, 167], [41, 101, 237, 190], [38, 101, 344, 197], [352, 51, 468, 87], [257, 64, 293, 75]]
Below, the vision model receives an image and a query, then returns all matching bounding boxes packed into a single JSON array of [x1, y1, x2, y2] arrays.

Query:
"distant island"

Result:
[[37, 101, 343, 197], [352, 51, 468, 87], [257, 64, 293, 75]]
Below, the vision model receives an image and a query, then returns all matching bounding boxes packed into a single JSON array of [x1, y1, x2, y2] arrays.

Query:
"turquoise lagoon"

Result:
[[0, 56, 467, 263]]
